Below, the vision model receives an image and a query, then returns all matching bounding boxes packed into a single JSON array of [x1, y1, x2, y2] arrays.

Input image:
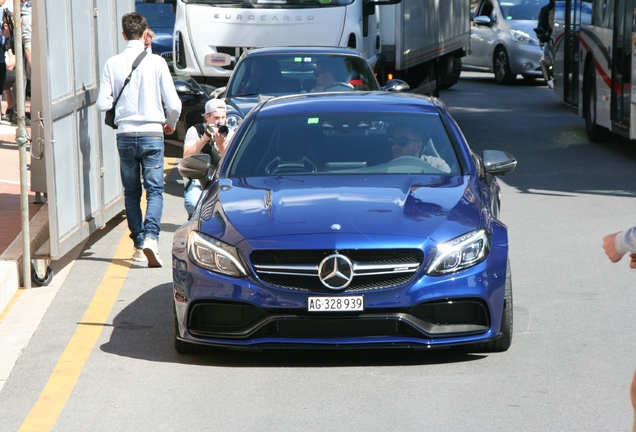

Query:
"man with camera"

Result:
[[182, 98, 231, 217]]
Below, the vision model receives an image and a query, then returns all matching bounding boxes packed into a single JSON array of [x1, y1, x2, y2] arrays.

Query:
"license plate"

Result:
[[205, 53, 231, 67], [307, 296, 364, 312]]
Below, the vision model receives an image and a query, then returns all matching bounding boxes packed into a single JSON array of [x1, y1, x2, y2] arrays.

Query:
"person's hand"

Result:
[[603, 232, 624, 263], [163, 124, 175, 135], [630, 253, 636, 269]]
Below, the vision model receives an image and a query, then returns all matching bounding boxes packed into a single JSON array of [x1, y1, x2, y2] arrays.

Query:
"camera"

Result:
[[216, 123, 229, 138]]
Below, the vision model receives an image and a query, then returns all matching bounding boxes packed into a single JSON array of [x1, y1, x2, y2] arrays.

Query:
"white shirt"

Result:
[[615, 227, 636, 255], [421, 155, 451, 173], [97, 40, 181, 134]]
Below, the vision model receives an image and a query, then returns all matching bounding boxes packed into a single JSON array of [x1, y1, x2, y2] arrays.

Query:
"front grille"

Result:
[[251, 249, 423, 293], [187, 300, 490, 340], [253, 318, 422, 339]]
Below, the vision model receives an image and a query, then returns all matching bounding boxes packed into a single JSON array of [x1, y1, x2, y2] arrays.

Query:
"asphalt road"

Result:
[[2, 72, 636, 431]]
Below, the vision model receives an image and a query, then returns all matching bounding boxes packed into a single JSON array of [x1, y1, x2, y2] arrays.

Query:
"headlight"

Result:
[[188, 231, 247, 277], [426, 229, 490, 276], [510, 29, 539, 46], [225, 113, 242, 132]]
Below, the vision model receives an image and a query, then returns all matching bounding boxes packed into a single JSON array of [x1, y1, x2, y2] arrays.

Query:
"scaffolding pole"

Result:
[[14, 0, 30, 289]]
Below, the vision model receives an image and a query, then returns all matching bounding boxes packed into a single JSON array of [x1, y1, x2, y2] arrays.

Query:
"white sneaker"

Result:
[[132, 248, 146, 262], [143, 238, 163, 268]]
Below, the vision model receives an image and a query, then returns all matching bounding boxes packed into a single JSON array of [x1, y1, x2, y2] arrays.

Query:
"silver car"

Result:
[[463, 0, 544, 84]]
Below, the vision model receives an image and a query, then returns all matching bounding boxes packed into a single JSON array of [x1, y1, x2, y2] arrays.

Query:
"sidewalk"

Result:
[[0, 112, 48, 314]]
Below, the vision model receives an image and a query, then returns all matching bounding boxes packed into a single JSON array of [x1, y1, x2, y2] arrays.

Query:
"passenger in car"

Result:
[[242, 59, 295, 94], [388, 123, 451, 173]]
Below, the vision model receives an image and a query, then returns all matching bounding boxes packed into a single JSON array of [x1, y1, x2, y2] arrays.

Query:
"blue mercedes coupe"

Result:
[[172, 92, 517, 354]]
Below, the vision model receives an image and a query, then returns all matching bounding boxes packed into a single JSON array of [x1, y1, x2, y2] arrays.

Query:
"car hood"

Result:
[[197, 175, 483, 246]]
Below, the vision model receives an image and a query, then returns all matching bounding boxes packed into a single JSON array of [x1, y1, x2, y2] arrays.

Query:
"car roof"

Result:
[[240, 46, 368, 59], [254, 92, 442, 116]]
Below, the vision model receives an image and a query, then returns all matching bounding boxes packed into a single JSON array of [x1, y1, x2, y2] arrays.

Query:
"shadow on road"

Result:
[[443, 74, 636, 198], [100, 282, 489, 368]]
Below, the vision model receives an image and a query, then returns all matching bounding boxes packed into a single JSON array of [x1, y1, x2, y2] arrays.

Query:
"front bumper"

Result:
[[172, 252, 508, 350], [508, 43, 543, 76]]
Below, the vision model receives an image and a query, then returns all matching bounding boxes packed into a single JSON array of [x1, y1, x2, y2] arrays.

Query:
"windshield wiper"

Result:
[[285, 0, 324, 4], [187, 0, 254, 7]]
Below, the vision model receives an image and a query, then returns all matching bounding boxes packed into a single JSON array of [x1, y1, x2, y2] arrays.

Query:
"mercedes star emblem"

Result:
[[318, 254, 354, 290]]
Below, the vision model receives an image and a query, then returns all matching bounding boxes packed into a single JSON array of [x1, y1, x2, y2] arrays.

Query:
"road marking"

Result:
[[0, 284, 22, 321], [18, 156, 178, 431]]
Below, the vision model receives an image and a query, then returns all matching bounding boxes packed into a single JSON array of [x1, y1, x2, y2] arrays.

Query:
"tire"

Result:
[[493, 47, 515, 84], [465, 259, 513, 353], [584, 60, 611, 143], [439, 57, 462, 89]]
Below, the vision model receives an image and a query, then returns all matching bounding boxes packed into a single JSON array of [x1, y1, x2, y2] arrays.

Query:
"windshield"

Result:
[[135, 3, 176, 28], [182, 0, 354, 6], [227, 54, 380, 97], [228, 112, 461, 177], [499, 0, 542, 20]]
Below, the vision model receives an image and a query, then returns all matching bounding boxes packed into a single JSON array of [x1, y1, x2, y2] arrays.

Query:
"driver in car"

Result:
[[310, 60, 353, 92], [389, 123, 451, 173]]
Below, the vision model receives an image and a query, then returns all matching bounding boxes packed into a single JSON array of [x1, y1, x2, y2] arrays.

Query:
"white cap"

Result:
[[204, 99, 227, 115]]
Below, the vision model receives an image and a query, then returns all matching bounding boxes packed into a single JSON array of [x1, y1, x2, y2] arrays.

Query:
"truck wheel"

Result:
[[439, 57, 462, 89], [493, 47, 515, 84], [584, 60, 611, 142]]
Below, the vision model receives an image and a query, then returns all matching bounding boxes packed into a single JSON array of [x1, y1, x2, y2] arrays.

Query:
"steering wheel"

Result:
[[387, 156, 439, 174], [266, 157, 318, 175]]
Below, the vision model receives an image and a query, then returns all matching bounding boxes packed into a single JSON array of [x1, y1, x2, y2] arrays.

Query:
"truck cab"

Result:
[[165, 0, 399, 86]]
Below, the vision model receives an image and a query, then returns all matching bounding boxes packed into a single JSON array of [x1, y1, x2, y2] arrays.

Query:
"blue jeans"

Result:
[[117, 135, 164, 249], [184, 179, 202, 217]]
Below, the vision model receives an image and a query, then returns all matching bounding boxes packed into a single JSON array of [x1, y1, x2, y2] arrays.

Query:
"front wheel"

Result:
[[584, 61, 611, 142], [493, 47, 515, 84]]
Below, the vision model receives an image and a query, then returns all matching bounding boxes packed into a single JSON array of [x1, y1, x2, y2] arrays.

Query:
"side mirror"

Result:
[[474, 15, 493, 27], [382, 79, 410, 92], [178, 154, 212, 180], [210, 87, 226, 99], [174, 80, 205, 97], [482, 150, 517, 177]]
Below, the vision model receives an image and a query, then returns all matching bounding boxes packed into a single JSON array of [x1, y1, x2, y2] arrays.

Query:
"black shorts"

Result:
[[4, 69, 14, 91]]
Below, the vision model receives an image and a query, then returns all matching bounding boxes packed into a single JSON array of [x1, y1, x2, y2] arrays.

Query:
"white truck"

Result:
[[164, 0, 470, 93]]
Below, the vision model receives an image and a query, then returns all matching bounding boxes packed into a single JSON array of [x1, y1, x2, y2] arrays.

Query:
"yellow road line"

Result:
[[0, 285, 22, 321], [18, 156, 178, 432]]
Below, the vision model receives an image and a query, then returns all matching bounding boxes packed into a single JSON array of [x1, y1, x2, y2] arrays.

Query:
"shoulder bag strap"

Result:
[[111, 50, 148, 109]]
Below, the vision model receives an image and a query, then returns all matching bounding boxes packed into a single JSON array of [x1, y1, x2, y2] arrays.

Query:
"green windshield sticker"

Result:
[[307, 118, 319, 124]]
